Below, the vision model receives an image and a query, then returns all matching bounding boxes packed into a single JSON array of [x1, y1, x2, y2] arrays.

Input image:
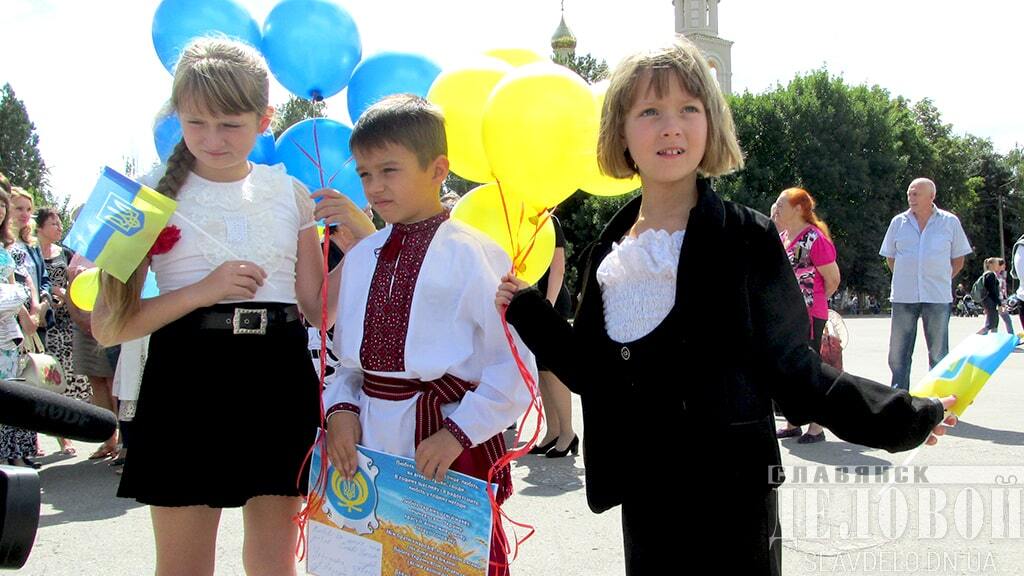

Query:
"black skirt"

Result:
[[118, 303, 321, 508]]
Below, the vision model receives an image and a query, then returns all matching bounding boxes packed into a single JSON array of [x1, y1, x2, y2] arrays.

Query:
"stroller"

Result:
[[955, 294, 982, 317]]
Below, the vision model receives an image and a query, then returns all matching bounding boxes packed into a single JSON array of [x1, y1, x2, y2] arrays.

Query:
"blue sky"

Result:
[[3, 0, 1021, 205]]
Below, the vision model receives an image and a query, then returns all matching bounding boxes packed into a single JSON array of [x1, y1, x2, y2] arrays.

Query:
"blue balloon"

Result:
[[262, 0, 362, 100], [347, 52, 441, 121], [151, 0, 261, 74], [142, 270, 160, 299], [275, 119, 365, 207], [248, 131, 276, 165], [154, 113, 183, 163]]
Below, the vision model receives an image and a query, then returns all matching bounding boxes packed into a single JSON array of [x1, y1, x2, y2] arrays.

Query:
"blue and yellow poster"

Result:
[[306, 444, 493, 576]]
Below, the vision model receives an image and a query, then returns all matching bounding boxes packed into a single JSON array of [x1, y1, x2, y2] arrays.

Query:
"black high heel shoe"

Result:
[[528, 438, 558, 455], [545, 435, 579, 458]]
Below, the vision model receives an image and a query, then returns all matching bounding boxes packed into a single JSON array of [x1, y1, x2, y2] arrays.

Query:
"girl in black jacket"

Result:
[[976, 257, 1004, 334], [495, 37, 956, 575]]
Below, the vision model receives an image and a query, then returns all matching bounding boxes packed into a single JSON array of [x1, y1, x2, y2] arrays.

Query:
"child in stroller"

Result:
[[955, 294, 982, 317]]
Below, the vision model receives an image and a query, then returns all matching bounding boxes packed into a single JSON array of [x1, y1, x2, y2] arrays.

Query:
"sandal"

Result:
[[776, 426, 802, 439], [89, 446, 117, 460]]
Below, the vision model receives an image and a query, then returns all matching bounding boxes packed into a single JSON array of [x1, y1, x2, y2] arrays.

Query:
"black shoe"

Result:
[[776, 426, 802, 439], [797, 431, 826, 444], [545, 435, 580, 458], [527, 438, 558, 455], [8, 457, 41, 469]]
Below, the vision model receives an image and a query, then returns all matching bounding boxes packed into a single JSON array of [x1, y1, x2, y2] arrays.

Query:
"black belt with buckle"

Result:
[[197, 304, 300, 335]]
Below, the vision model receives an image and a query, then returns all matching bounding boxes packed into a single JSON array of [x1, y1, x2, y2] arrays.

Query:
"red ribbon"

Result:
[[486, 178, 547, 573]]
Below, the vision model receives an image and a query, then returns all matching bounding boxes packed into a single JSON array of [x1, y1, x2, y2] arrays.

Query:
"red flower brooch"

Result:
[[148, 225, 181, 257]]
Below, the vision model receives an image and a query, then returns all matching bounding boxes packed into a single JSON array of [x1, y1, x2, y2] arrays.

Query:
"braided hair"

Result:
[[99, 37, 270, 335]]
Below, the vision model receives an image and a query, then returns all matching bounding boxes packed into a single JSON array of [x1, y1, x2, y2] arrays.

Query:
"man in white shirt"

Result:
[[880, 178, 972, 390]]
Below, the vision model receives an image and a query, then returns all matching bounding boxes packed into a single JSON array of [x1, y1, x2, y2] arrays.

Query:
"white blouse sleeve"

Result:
[[323, 341, 364, 417], [293, 180, 316, 231]]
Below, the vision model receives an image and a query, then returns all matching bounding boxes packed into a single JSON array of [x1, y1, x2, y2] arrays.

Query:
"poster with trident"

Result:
[[306, 442, 494, 576]]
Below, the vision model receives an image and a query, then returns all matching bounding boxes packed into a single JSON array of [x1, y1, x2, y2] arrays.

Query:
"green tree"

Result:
[[0, 83, 49, 194], [271, 95, 326, 138], [719, 69, 933, 299], [553, 52, 609, 84]]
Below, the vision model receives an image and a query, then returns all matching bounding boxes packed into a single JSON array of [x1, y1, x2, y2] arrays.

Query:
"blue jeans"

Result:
[[999, 309, 1015, 333], [888, 303, 951, 391]]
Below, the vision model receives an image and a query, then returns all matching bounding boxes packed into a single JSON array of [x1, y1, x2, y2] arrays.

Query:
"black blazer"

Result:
[[506, 179, 944, 514]]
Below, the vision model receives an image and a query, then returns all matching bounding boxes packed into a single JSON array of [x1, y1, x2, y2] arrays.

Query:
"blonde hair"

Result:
[[597, 36, 743, 179], [984, 257, 1004, 271], [9, 187, 36, 245], [350, 94, 447, 169], [101, 37, 270, 334]]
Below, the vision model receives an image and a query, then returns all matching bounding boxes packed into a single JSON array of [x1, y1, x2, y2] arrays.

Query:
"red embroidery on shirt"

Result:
[[360, 212, 449, 371]]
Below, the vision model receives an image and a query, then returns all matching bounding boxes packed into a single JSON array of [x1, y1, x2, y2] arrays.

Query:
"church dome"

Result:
[[551, 15, 576, 49]]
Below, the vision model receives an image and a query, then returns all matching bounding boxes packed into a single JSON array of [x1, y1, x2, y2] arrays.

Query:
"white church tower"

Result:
[[673, 0, 733, 94]]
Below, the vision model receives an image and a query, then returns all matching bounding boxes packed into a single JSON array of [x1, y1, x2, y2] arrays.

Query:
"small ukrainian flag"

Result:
[[911, 333, 1020, 417], [66, 167, 177, 283]]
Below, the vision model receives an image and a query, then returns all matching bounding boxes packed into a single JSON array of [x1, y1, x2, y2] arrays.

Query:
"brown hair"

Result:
[[597, 36, 743, 179], [0, 172, 10, 194], [350, 94, 447, 169], [781, 187, 831, 240], [34, 206, 58, 230], [0, 190, 13, 247], [100, 37, 271, 335]]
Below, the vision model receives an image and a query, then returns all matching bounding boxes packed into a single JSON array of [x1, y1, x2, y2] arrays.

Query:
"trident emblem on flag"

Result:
[[100, 193, 144, 236]]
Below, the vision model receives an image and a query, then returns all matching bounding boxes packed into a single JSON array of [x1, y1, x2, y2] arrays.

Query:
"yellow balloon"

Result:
[[427, 57, 512, 184], [484, 48, 545, 67], [70, 267, 101, 312], [580, 81, 641, 196], [482, 63, 595, 210], [451, 183, 555, 285]]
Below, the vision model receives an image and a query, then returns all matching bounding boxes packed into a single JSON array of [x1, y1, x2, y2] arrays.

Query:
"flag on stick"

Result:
[[911, 333, 1020, 417], [66, 167, 177, 283]]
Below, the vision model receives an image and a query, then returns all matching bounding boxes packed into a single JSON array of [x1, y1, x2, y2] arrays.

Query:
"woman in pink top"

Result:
[[773, 188, 841, 443]]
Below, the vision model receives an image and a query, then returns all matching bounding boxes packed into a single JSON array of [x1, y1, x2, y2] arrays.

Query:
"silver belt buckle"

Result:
[[232, 308, 268, 335]]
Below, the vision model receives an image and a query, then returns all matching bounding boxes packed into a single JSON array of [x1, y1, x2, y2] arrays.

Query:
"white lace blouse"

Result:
[[147, 163, 315, 304], [596, 228, 685, 343]]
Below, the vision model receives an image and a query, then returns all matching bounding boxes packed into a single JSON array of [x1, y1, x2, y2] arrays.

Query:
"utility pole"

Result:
[[998, 189, 1005, 260]]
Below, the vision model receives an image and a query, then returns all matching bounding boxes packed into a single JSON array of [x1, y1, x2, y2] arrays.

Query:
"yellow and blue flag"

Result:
[[911, 333, 1021, 417], [66, 167, 177, 283]]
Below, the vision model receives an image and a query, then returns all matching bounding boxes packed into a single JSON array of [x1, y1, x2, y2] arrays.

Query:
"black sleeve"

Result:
[[551, 215, 566, 249], [34, 246, 51, 298], [984, 271, 1000, 302], [749, 222, 944, 452], [327, 240, 345, 272], [504, 287, 586, 394]]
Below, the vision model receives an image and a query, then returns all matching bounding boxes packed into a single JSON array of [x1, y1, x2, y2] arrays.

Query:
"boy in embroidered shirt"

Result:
[[320, 94, 535, 574]]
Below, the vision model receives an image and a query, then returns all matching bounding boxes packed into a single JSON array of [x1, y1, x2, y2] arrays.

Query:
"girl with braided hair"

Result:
[[92, 37, 357, 575]]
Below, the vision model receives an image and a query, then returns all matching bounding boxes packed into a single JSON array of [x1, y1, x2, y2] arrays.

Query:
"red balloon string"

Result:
[[487, 179, 547, 571], [292, 119, 333, 561], [292, 223, 332, 561]]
